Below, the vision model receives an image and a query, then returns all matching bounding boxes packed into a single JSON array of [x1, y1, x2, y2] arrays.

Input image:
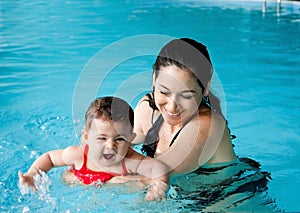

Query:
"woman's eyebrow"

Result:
[[157, 84, 170, 91], [181, 90, 197, 94], [158, 84, 196, 93]]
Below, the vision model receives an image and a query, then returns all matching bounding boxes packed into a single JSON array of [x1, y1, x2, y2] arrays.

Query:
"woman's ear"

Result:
[[203, 80, 211, 97], [152, 72, 156, 88]]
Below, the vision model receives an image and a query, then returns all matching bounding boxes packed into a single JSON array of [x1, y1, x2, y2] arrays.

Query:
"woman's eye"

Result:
[[160, 91, 170, 96], [181, 94, 194, 99]]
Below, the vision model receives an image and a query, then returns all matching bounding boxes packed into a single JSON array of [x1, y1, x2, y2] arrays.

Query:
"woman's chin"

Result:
[[163, 113, 183, 126]]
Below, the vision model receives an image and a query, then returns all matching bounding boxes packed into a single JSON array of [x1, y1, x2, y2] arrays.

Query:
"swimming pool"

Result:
[[1, 0, 299, 212]]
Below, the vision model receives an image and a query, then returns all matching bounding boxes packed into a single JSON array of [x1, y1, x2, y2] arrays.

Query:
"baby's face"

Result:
[[84, 119, 134, 167]]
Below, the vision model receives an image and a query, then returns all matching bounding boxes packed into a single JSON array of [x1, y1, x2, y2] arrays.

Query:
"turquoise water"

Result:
[[1, 0, 300, 212]]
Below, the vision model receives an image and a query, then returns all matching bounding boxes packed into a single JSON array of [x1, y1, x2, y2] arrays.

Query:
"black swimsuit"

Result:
[[142, 113, 195, 157], [142, 92, 210, 157], [141, 93, 235, 157], [142, 114, 163, 157], [141, 95, 272, 211]]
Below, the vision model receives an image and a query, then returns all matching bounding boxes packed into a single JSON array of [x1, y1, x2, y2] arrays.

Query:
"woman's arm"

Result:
[[155, 112, 232, 174], [136, 157, 170, 201]]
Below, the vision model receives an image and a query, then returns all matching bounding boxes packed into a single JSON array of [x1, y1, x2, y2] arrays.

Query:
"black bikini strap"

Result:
[[142, 114, 163, 157], [169, 112, 197, 147], [143, 112, 197, 157], [169, 129, 181, 147]]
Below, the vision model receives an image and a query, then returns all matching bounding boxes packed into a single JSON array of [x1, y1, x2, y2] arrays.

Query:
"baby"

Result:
[[19, 96, 169, 201]]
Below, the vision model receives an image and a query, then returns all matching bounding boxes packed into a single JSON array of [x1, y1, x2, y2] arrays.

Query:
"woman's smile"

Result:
[[166, 110, 181, 117], [163, 106, 182, 118]]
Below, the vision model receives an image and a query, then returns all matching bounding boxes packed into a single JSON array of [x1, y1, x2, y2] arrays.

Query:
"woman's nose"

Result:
[[168, 95, 179, 111]]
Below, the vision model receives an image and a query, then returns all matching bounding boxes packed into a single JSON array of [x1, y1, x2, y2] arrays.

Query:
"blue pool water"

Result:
[[1, 0, 300, 212]]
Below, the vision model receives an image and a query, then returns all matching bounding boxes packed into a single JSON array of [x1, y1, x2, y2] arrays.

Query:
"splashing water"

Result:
[[18, 170, 56, 206]]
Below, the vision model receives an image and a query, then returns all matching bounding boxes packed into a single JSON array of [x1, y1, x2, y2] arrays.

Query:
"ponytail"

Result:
[[206, 90, 236, 140], [207, 90, 224, 118]]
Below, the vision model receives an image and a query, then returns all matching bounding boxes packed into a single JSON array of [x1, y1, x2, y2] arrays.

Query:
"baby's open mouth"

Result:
[[103, 153, 115, 160]]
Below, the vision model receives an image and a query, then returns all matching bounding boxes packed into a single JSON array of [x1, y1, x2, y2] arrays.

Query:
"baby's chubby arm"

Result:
[[18, 146, 80, 190], [136, 157, 170, 201]]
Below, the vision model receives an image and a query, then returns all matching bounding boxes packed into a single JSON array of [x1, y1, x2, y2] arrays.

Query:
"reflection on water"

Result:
[[170, 158, 280, 212]]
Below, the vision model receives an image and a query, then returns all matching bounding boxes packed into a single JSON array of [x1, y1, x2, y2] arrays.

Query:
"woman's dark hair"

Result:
[[151, 38, 224, 118], [85, 96, 134, 131]]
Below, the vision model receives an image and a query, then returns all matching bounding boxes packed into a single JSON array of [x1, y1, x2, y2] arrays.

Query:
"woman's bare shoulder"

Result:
[[134, 95, 158, 135], [198, 107, 226, 127], [135, 95, 153, 114], [125, 147, 145, 160], [161, 110, 228, 172]]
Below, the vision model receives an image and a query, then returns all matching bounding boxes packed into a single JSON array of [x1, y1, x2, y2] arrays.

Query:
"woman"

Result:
[[132, 38, 274, 211], [133, 38, 237, 173]]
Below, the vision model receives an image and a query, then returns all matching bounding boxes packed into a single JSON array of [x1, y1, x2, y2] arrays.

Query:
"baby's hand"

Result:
[[145, 180, 169, 202], [18, 171, 37, 191]]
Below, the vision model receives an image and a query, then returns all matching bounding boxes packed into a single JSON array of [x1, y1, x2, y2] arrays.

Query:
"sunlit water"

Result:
[[1, 0, 299, 212]]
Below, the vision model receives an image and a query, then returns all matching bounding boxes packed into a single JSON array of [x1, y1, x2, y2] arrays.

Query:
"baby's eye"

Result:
[[97, 137, 106, 142], [115, 138, 127, 143]]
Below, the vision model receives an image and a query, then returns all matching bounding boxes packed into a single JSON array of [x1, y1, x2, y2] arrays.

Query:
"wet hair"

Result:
[[85, 96, 134, 131], [151, 38, 224, 117]]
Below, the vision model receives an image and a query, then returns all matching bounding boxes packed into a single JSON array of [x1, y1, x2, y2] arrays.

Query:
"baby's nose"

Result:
[[106, 139, 116, 149]]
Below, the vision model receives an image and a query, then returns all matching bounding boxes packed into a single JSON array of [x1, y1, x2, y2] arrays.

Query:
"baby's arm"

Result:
[[18, 146, 79, 190], [137, 157, 170, 201]]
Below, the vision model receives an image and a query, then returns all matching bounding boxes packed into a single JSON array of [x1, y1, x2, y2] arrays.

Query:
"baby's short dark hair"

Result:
[[85, 96, 134, 131]]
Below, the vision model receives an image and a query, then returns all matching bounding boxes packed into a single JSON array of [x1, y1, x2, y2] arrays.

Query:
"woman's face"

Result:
[[153, 65, 203, 127]]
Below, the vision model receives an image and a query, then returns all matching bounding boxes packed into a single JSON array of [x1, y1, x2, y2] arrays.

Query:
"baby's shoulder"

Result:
[[62, 145, 84, 165], [64, 145, 83, 155]]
